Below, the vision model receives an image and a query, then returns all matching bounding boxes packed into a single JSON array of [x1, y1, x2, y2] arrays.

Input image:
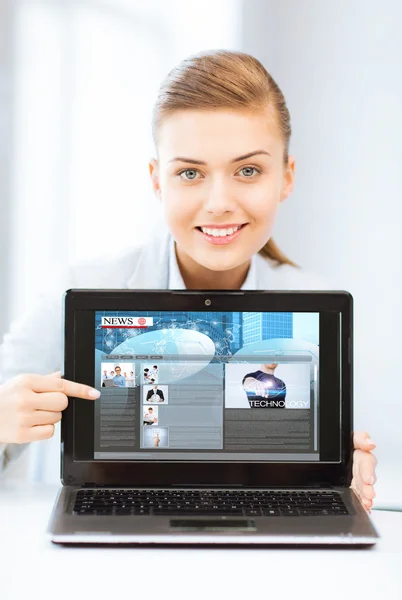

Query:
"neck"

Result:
[[260, 366, 276, 375], [175, 243, 251, 290]]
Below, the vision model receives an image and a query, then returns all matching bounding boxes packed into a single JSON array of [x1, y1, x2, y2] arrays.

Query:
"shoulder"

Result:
[[67, 245, 145, 288], [67, 220, 170, 289], [255, 253, 335, 290]]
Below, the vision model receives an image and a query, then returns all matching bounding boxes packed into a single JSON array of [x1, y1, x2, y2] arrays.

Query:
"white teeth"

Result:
[[201, 226, 240, 237]]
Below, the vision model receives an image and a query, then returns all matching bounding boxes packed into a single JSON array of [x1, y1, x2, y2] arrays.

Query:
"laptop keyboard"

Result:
[[73, 489, 349, 517]]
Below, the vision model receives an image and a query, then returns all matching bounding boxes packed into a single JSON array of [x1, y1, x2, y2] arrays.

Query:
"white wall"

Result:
[[241, 0, 402, 493], [8, 0, 242, 323], [3, 0, 241, 483], [0, 0, 12, 343]]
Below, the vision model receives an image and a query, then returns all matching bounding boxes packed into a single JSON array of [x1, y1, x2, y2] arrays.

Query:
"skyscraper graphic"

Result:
[[242, 312, 293, 345]]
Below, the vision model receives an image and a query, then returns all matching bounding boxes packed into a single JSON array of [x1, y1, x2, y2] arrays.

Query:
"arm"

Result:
[[0, 291, 64, 474]]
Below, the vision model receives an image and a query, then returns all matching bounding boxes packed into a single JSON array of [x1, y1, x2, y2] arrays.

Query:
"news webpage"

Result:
[[93, 310, 320, 461]]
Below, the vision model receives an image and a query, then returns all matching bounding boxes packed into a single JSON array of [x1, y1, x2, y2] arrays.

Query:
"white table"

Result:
[[0, 482, 401, 600]]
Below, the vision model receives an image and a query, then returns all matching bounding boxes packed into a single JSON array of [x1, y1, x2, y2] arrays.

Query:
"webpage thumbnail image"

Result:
[[143, 405, 158, 425], [142, 427, 169, 448], [101, 362, 135, 388], [225, 362, 311, 409], [143, 363, 159, 384], [143, 384, 169, 404]]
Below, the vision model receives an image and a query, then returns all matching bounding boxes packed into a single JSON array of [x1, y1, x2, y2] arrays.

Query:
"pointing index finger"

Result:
[[28, 374, 100, 399], [62, 378, 100, 399]]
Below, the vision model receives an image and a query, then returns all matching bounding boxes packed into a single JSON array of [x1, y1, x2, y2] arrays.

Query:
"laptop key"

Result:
[[244, 508, 262, 516]]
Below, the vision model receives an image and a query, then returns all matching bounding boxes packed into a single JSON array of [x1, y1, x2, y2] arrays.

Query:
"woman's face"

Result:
[[149, 108, 295, 272]]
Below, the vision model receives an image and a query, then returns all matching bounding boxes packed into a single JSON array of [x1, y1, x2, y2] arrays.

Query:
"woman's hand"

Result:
[[351, 431, 377, 512], [0, 371, 100, 444]]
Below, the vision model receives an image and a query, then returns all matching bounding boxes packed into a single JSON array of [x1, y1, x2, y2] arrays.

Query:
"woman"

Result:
[[0, 50, 376, 510]]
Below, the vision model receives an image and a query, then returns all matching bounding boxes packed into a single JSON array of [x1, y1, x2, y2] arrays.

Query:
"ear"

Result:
[[149, 158, 161, 199], [280, 155, 295, 203]]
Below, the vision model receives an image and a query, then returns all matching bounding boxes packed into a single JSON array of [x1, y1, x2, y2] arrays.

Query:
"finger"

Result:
[[350, 476, 361, 500], [47, 371, 62, 377], [362, 497, 373, 510], [18, 374, 100, 399], [355, 449, 378, 485], [352, 451, 359, 486], [353, 472, 376, 500], [29, 410, 62, 427], [25, 423, 55, 442], [353, 431, 376, 450], [29, 391, 69, 412], [360, 455, 378, 485], [359, 483, 376, 500], [351, 481, 372, 509], [351, 463, 367, 500]]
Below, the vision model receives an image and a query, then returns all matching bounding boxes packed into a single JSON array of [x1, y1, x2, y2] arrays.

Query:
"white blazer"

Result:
[[0, 222, 331, 473]]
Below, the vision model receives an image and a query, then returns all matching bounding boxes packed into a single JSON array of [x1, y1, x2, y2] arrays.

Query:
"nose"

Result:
[[203, 176, 238, 215]]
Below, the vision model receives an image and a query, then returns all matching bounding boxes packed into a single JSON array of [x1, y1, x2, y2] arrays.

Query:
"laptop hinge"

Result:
[[81, 482, 335, 489], [82, 482, 107, 488], [81, 483, 247, 489], [307, 482, 334, 489]]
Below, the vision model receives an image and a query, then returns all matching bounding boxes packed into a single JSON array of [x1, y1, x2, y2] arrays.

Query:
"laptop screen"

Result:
[[92, 310, 327, 462]]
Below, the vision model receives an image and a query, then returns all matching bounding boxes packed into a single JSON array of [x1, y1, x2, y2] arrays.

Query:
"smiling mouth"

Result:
[[195, 224, 247, 237]]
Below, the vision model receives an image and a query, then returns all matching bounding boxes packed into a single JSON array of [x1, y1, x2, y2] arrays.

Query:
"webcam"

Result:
[[205, 299, 211, 306]]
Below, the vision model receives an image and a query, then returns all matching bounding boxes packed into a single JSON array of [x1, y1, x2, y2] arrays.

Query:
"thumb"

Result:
[[353, 431, 375, 450]]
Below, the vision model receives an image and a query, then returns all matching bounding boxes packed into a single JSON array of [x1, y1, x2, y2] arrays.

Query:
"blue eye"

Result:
[[179, 169, 200, 180]]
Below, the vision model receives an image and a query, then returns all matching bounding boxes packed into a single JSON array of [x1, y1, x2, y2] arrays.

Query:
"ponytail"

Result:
[[258, 238, 299, 268]]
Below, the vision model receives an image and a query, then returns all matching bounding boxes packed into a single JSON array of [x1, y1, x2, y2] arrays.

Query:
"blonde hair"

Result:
[[152, 49, 298, 268]]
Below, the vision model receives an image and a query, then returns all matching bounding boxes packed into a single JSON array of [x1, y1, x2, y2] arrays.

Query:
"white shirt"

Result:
[[168, 237, 257, 290]]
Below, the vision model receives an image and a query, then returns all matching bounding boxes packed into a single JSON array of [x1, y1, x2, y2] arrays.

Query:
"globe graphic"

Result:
[[97, 328, 216, 382]]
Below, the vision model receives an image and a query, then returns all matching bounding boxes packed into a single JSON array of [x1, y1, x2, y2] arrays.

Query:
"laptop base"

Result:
[[47, 486, 379, 546]]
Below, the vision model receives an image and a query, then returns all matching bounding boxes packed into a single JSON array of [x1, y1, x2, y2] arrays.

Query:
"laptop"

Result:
[[101, 378, 117, 388], [47, 289, 379, 545]]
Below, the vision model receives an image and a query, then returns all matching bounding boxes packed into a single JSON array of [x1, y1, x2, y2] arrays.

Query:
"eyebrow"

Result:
[[168, 150, 271, 165]]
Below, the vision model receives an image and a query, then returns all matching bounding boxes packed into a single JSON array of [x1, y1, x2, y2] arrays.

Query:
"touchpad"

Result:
[[170, 519, 256, 532]]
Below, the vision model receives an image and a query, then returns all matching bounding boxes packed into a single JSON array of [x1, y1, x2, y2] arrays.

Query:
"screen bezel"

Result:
[[62, 289, 353, 487]]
